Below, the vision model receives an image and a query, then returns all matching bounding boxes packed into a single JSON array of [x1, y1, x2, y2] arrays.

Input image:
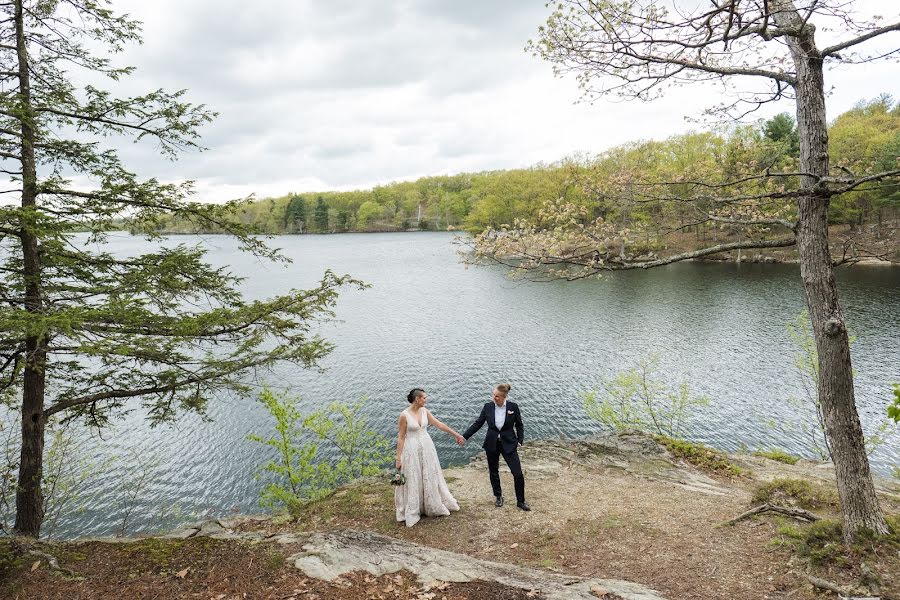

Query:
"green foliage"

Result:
[[828, 95, 900, 226], [751, 478, 837, 509], [154, 98, 897, 241], [654, 435, 744, 477], [0, 1, 367, 535], [583, 355, 709, 437], [776, 515, 900, 566], [248, 389, 392, 516], [314, 197, 329, 232], [356, 200, 383, 226], [284, 195, 307, 233], [762, 112, 800, 158], [776, 520, 846, 565], [888, 384, 900, 423], [752, 449, 801, 465]]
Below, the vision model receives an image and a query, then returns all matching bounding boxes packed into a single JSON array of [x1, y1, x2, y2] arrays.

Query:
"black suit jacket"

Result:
[[463, 401, 524, 454]]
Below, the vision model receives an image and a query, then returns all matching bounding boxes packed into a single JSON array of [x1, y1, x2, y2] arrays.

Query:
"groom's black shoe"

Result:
[[495, 496, 504, 507], [516, 501, 531, 511]]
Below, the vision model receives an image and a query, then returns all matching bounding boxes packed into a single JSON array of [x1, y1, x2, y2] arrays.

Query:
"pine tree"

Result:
[[0, 0, 358, 537]]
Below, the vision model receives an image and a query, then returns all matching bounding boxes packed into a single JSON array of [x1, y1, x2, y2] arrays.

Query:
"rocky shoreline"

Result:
[[4, 433, 900, 600]]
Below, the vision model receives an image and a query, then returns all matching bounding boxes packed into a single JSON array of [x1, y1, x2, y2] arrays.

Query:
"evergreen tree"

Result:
[[314, 196, 329, 232], [0, 0, 358, 537], [284, 195, 307, 233]]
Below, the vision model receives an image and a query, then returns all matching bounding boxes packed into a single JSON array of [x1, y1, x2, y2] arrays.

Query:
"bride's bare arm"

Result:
[[426, 410, 464, 442], [396, 414, 407, 469]]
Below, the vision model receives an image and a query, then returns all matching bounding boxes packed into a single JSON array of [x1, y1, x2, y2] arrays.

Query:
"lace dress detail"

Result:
[[394, 408, 460, 527]]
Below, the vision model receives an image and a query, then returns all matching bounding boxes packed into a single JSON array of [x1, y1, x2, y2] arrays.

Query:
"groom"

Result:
[[463, 384, 530, 511]]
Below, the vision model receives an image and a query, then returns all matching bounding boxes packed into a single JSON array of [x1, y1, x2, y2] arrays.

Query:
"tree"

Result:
[[828, 96, 900, 229], [314, 196, 329, 232], [356, 200, 383, 228], [0, 0, 360, 537], [473, 0, 900, 541], [335, 210, 351, 232], [284, 195, 307, 233], [763, 113, 801, 158]]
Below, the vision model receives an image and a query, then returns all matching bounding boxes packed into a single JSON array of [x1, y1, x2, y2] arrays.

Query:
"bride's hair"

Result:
[[407, 388, 425, 403], [496, 383, 511, 396]]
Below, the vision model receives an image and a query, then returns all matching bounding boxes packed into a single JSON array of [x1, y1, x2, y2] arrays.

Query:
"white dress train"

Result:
[[394, 408, 460, 527]]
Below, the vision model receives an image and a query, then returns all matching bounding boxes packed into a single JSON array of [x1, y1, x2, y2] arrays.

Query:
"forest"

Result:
[[154, 96, 900, 241]]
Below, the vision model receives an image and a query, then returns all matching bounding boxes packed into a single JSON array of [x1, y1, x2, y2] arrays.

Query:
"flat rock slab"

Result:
[[289, 529, 667, 600]]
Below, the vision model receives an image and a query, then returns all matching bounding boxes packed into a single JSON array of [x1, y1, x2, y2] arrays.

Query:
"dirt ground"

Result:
[[2, 536, 540, 600], [2, 434, 899, 600]]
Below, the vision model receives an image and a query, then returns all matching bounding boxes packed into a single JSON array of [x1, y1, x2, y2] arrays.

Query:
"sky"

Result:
[[97, 0, 900, 202]]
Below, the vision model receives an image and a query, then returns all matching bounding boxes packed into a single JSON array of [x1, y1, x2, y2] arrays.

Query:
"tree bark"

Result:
[[777, 1, 888, 539], [13, 0, 48, 538]]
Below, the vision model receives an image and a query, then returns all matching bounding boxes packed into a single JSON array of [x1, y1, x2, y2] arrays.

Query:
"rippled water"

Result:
[[10, 232, 900, 538]]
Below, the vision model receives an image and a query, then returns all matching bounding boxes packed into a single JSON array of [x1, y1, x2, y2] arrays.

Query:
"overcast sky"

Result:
[[102, 0, 899, 202]]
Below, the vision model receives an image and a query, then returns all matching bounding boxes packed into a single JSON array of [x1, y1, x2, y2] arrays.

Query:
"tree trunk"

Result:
[[12, 0, 48, 538], [784, 4, 888, 540], [15, 347, 47, 537]]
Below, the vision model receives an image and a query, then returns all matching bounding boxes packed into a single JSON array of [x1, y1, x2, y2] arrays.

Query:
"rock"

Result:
[[196, 520, 226, 537], [289, 529, 667, 600], [852, 257, 894, 267], [217, 514, 271, 530], [208, 532, 268, 542], [160, 528, 199, 540]]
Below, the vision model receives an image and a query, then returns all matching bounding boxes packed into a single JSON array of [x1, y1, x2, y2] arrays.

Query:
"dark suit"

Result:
[[463, 400, 525, 503]]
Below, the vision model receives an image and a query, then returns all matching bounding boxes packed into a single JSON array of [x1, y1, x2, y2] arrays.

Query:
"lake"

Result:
[[10, 231, 900, 538]]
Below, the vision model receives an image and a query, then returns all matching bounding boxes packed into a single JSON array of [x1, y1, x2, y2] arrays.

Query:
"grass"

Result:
[[751, 478, 837, 510], [774, 514, 900, 567], [0, 539, 26, 597], [654, 435, 744, 477], [752, 449, 801, 465]]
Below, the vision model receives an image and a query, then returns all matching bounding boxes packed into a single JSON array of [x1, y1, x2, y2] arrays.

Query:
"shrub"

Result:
[[776, 515, 900, 567], [583, 355, 709, 437], [751, 478, 837, 509], [248, 389, 393, 517]]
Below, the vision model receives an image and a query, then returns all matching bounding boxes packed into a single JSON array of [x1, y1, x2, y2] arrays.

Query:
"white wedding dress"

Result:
[[395, 408, 460, 527]]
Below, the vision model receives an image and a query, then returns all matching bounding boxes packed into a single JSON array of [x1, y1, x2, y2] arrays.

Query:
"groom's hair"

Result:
[[407, 388, 425, 403], [495, 383, 511, 396]]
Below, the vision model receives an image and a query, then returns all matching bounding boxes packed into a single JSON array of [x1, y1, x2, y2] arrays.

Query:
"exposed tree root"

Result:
[[719, 503, 822, 527]]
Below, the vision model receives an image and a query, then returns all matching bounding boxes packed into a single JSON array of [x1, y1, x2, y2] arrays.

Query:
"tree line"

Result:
[[155, 96, 900, 240]]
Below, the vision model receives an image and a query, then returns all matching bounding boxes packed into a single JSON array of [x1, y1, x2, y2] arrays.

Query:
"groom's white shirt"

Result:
[[494, 401, 506, 429]]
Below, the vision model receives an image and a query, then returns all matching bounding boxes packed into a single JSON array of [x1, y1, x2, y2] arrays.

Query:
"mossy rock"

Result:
[[654, 435, 744, 477]]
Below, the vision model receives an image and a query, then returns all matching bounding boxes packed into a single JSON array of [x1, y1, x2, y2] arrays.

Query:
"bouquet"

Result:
[[389, 470, 406, 486]]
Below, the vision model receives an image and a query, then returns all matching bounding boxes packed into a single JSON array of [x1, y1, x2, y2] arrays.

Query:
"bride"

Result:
[[394, 388, 463, 527]]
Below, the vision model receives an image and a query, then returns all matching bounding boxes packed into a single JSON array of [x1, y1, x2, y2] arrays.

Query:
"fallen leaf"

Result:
[[175, 568, 189, 579], [31, 560, 40, 572]]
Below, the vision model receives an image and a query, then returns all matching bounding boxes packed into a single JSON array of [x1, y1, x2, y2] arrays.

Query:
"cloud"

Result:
[[66, 0, 900, 202]]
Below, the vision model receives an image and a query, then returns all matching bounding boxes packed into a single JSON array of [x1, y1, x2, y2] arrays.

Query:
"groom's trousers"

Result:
[[486, 441, 525, 503]]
